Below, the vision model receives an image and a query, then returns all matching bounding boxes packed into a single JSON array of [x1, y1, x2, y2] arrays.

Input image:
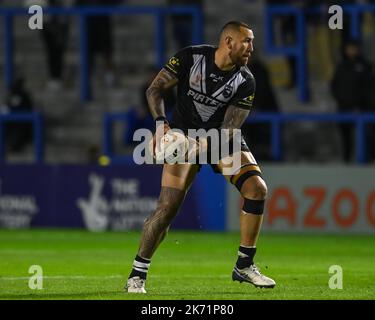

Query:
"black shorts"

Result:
[[206, 135, 250, 174], [169, 122, 250, 174]]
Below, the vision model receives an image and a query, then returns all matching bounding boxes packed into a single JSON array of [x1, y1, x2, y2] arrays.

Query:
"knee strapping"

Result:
[[230, 164, 262, 192], [242, 198, 265, 215]]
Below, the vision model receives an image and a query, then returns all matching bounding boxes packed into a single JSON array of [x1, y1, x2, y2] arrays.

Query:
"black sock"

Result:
[[236, 246, 256, 269], [129, 254, 151, 280]]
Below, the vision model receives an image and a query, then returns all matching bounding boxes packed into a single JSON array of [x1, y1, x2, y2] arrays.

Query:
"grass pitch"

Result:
[[0, 229, 374, 300]]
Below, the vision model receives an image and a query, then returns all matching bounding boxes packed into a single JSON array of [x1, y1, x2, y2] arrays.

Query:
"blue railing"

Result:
[[0, 6, 203, 101], [0, 112, 44, 163], [265, 4, 375, 102], [246, 112, 375, 163], [103, 112, 375, 164]]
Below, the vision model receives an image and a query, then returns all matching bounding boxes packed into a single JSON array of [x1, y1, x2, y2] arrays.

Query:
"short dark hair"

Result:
[[220, 21, 251, 35]]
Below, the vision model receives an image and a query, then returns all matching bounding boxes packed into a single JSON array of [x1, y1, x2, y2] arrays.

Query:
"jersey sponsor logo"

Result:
[[209, 73, 224, 82], [247, 93, 254, 101], [187, 89, 226, 122], [238, 93, 254, 107], [169, 57, 179, 66], [166, 56, 180, 74], [187, 89, 225, 108]]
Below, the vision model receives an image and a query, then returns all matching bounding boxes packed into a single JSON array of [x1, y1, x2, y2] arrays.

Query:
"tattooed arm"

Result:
[[146, 69, 178, 120], [147, 69, 178, 157], [192, 105, 250, 161], [220, 105, 250, 140]]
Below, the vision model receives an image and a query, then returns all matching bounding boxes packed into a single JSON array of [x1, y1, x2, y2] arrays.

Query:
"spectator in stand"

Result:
[[266, 0, 320, 91], [167, 0, 204, 49], [326, 0, 364, 50], [38, 0, 71, 90], [266, 0, 300, 89], [4, 77, 34, 152], [242, 52, 280, 161], [75, 0, 122, 89], [331, 38, 374, 162]]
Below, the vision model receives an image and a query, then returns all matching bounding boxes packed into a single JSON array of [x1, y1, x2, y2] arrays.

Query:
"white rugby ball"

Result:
[[155, 131, 189, 164]]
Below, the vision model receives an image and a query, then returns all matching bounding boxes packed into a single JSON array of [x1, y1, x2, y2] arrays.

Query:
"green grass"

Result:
[[0, 229, 374, 300]]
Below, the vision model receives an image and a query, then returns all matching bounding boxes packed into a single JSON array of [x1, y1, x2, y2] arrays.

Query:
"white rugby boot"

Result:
[[232, 264, 276, 288], [125, 276, 147, 293]]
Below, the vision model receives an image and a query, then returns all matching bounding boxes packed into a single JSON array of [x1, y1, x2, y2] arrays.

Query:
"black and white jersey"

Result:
[[164, 45, 255, 130]]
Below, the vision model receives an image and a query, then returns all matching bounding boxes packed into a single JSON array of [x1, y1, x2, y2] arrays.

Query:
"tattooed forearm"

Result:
[[220, 105, 250, 140], [146, 69, 178, 119]]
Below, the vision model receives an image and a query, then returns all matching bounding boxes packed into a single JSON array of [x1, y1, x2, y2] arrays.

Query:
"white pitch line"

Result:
[[0, 274, 316, 281], [0, 275, 124, 281], [0, 274, 230, 281]]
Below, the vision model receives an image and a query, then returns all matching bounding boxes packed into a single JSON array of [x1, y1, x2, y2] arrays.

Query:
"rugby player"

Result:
[[126, 21, 276, 293]]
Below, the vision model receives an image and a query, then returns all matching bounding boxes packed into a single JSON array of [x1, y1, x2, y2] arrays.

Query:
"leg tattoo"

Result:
[[138, 186, 185, 258]]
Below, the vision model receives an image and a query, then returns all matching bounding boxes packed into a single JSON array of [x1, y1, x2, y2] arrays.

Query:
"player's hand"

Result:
[[154, 123, 171, 153], [149, 121, 171, 160]]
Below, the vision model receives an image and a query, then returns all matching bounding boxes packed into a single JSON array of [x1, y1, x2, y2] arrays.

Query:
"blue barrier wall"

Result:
[[0, 164, 226, 231]]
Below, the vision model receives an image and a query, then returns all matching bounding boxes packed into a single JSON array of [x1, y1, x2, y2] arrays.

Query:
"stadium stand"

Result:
[[0, 0, 374, 164]]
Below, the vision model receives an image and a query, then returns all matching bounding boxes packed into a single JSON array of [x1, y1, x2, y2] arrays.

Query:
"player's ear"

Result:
[[225, 36, 233, 49]]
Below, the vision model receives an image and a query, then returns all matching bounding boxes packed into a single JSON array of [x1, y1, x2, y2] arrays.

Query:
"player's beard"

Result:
[[230, 50, 248, 67]]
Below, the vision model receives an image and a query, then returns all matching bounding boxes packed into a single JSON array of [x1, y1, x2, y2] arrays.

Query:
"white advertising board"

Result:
[[227, 165, 375, 234]]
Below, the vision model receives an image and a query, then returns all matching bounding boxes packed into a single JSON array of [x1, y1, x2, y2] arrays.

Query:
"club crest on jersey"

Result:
[[223, 84, 233, 98]]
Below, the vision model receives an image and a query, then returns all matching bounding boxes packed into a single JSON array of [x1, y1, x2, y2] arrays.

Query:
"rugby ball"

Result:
[[155, 131, 189, 164]]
